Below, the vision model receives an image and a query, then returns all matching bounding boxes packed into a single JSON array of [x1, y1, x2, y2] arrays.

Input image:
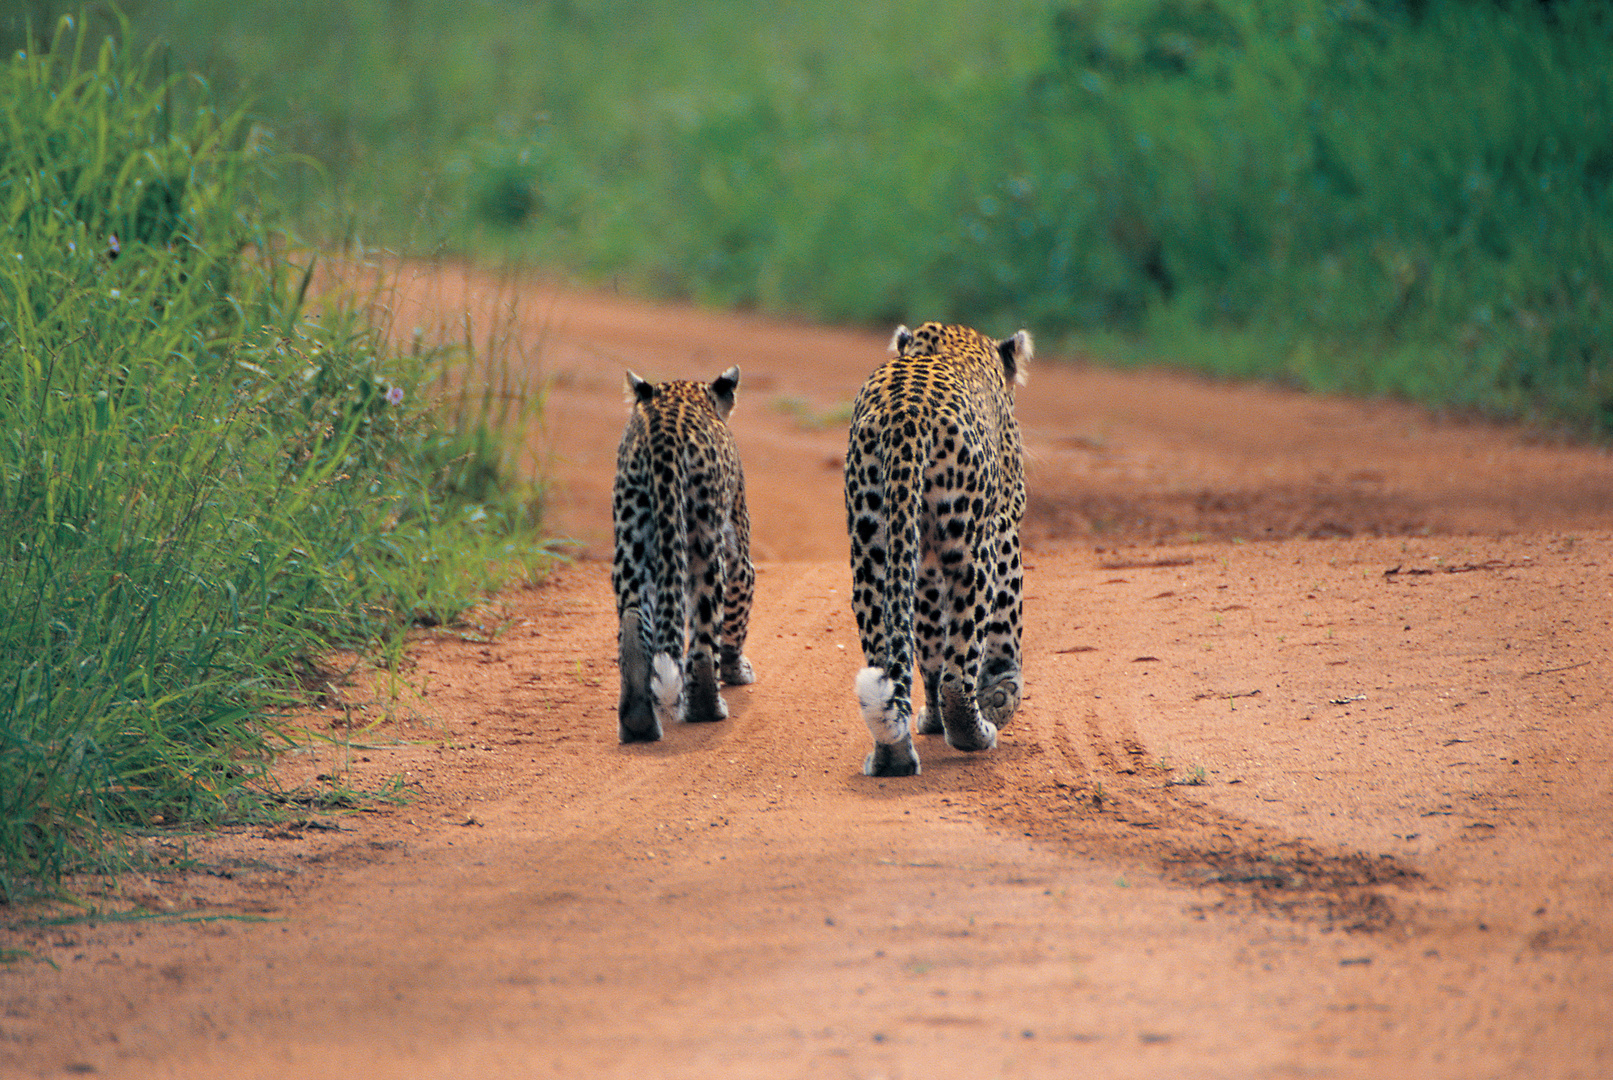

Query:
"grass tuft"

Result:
[[0, 15, 550, 897]]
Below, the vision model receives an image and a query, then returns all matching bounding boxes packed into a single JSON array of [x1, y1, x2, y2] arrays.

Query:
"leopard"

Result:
[[611, 366, 756, 743], [843, 321, 1032, 776]]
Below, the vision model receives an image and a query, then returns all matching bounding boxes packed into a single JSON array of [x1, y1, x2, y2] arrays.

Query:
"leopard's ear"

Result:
[[626, 370, 655, 405], [710, 366, 740, 420], [997, 330, 1033, 387], [888, 325, 913, 357]]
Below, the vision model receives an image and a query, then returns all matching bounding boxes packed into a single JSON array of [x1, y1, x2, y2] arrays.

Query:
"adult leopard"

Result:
[[612, 367, 755, 742], [844, 322, 1031, 776]]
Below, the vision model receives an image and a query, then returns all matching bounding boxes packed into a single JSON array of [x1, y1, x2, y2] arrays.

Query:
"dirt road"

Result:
[[4, 264, 1612, 1079]]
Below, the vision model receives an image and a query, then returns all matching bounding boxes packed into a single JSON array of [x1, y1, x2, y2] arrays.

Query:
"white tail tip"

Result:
[[651, 652, 683, 724], [855, 667, 907, 745], [855, 666, 891, 712]]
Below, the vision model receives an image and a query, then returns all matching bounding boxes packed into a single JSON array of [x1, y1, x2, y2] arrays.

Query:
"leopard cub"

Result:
[[611, 367, 756, 742]]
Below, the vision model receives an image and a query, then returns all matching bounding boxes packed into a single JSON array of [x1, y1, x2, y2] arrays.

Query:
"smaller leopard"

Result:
[[844, 322, 1031, 776], [611, 367, 756, 742]]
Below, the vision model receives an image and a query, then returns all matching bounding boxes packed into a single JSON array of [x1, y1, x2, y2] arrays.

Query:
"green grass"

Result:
[[106, 0, 1604, 432], [1008, 0, 1613, 428], [0, 15, 551, 897], [11, 3, 1606, 428]]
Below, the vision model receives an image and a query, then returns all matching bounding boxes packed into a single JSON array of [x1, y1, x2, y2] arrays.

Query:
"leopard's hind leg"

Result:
[[718, 488, 756, 687], [913, 555, 946, 736], [681, 490, 728, 724], [617, 607, 662, 742], [931, 509, 997, 755], [976, 522, 1025, 729]]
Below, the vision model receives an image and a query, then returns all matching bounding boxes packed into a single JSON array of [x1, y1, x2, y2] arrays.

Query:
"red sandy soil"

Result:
[[4, 264, 1612, 1080]]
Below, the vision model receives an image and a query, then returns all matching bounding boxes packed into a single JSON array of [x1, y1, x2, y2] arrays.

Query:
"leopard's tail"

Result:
[[850, 414, 930, 776], [647, 411, 691, 732]]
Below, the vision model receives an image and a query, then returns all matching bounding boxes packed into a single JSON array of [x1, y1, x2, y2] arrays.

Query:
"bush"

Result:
[[952, 0, 1613, 427]]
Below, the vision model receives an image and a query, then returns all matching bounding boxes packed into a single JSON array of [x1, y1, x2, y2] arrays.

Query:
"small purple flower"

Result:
[[107, 234, 120, 259], [384, 385, 405, 406]]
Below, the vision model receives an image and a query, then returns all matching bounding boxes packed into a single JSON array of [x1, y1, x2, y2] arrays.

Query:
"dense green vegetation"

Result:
[[61, 0, 1607, 432], [0, 17, 548, 895], [1015, 0, 1612, 426]]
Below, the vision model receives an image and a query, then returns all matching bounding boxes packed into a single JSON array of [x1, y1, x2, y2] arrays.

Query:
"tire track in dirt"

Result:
[[983, 666, 1421, 932], [982, 544, 1424, 929]]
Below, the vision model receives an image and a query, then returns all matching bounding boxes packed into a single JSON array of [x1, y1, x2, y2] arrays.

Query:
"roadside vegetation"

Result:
[[0, 17, 549, 896], [49, 0, 1610, 433]]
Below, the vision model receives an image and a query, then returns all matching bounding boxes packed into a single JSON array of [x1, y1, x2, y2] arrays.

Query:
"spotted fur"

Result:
[[612, 368, 755, 742], [844, 322, 1031, 776]]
